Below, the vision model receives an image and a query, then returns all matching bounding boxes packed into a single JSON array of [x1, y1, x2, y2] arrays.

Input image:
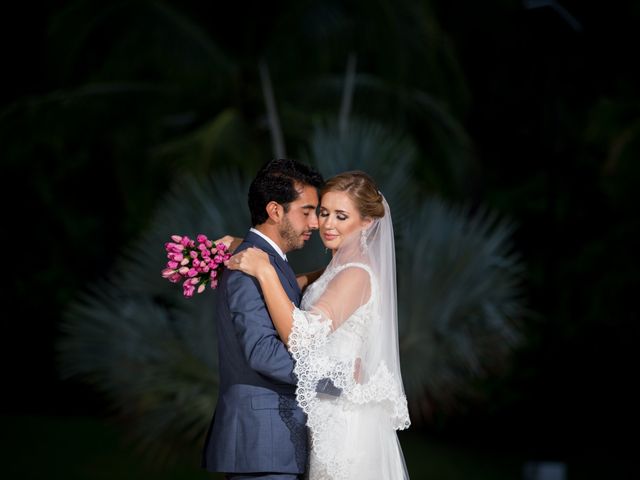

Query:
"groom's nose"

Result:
[[308, 211, 319, 229]]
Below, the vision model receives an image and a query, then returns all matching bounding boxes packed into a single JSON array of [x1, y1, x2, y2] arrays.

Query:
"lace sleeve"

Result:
[[288, 307, 342, 407], [287, 263, 373, 402], [309, 264, 373, 330], [288, 307, 331, 363]]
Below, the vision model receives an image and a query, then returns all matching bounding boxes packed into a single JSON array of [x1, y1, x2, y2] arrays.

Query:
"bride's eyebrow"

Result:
[[319, 206, 350, 215]]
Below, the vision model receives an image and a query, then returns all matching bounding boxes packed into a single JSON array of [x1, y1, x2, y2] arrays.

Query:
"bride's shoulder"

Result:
[[328, 262, 376, 290], [332, 262, 374, 277]]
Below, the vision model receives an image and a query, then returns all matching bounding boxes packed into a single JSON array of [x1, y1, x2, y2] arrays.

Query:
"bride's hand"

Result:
[[225, 247, 272, 278], [214, 235, 242, 254]]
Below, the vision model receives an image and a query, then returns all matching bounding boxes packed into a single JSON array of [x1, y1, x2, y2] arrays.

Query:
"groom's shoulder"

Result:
[[225, 238, 265, 290], [237, 234, 277, 258], [225, 264, 259, 300]]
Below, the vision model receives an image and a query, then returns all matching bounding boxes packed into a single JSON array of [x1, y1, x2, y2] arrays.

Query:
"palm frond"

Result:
[[57, 170, 250, 458], [304, 118, 419, 225], [396, 199, 524, 416], [149, 108, 254, 175]]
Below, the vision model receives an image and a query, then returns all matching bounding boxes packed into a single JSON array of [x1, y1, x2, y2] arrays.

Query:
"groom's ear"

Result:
[[266, 201, 284, 223]]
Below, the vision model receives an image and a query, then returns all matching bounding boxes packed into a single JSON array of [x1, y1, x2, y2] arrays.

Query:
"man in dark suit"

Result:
[[202, 158, 324, 480]]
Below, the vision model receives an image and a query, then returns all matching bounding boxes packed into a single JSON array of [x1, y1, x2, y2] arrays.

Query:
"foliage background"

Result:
[[2, 0, 638, 477]]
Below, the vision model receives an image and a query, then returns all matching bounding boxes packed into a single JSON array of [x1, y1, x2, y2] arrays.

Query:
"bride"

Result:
[[226, 171, 410, 480]]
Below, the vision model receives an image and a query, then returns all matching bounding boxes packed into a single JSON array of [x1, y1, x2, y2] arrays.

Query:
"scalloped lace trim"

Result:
[[289, 308, 410, 479]]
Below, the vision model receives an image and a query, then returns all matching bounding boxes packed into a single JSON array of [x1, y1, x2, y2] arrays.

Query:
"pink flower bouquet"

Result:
[[162, 234, 231, 297]]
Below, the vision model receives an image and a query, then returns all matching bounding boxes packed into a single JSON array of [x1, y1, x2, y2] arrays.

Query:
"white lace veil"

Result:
[[363, 196, 404, 396]]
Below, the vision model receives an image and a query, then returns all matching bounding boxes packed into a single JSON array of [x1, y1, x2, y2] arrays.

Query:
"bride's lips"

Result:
[[323, 233, 337, 241]]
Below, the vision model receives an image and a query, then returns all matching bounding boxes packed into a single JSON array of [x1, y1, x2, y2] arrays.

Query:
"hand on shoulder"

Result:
[[226, 247, 273, 280]]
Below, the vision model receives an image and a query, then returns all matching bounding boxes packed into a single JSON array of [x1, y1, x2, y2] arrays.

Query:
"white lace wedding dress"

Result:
[[289, 260, 410, 480]]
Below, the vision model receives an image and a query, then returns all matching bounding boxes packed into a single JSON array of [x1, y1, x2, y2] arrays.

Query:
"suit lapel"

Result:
[[274, 256, 301, 299]]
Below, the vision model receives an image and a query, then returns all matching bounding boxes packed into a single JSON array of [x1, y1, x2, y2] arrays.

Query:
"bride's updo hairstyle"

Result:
[[321, 171, 385, 219]]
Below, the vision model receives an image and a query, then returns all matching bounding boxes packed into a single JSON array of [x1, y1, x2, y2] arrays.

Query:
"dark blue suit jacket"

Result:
[[202, 231, 308, 474]]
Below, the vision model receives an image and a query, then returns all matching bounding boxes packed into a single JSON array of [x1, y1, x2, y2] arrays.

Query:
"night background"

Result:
[[2, 1, 638, 479]]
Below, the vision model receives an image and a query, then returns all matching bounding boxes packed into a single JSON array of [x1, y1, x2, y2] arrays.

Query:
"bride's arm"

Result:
[[228, 249, 372, 341], [226, 248, 295, 344]]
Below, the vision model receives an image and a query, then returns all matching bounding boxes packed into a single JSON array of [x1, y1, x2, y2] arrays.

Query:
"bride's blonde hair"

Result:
[[321, 171, 385, 219]]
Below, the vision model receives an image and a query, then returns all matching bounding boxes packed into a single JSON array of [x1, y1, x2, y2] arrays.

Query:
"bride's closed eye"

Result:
[[319, 210, 348, 221]]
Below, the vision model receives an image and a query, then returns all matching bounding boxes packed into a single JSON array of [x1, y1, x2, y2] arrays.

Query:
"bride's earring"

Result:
[[360, 229, 368, 253]]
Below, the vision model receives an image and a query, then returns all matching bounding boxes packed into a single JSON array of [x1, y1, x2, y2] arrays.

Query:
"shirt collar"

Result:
[[249, 228, 287, 261]]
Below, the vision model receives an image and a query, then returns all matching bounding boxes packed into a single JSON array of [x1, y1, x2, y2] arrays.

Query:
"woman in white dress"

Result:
[[227, 171, 410, 480]]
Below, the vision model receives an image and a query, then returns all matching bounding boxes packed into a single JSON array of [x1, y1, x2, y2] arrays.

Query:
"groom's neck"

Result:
[[254, 223, 288, 254]]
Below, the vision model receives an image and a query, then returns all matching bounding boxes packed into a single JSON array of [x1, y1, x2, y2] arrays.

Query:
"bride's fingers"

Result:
[[225, 247, 267, 271], [213, 235, 233, 248], [250, 247, 266, 257], [225, 253, 243, 269]]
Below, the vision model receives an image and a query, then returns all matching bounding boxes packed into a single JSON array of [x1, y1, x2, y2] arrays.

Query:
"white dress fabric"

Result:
[[288, 198, 410, 480]]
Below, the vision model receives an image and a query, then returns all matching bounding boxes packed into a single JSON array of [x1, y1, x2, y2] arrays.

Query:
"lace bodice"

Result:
[[300, 262, 375, 359]]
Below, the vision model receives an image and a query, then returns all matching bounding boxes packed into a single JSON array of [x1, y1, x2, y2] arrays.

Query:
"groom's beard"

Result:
[[280, 216, 309, 252]]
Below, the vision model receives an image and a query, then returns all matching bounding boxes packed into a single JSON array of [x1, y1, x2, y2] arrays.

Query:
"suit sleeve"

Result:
[[226, 269, 297, 385]]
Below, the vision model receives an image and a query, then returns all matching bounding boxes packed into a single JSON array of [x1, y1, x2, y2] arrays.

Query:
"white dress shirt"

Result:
[[249, 228, 287, 261]]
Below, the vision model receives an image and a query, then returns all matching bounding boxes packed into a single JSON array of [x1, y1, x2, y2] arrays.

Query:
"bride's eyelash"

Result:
[[319, 211, 348, 221]]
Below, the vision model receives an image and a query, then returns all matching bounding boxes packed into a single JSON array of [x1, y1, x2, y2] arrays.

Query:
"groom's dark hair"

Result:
[[249, 158, 324, 226]]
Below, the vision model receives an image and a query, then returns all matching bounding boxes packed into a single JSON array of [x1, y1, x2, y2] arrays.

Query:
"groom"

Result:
[[202, 158, 324, 479]]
